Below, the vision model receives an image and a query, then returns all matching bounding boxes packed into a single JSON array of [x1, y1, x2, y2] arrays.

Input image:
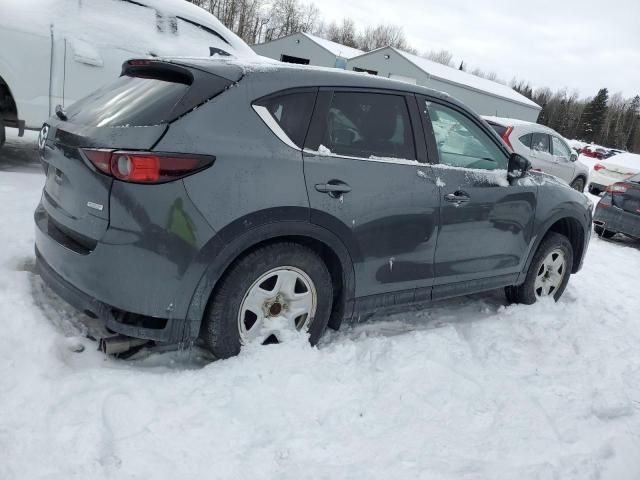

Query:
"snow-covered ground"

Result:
[[2, 130, 640, 479]]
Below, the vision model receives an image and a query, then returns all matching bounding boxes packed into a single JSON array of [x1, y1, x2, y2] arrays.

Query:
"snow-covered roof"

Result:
[[369, 48, 540, 110], [482, 116, 537, 127], [300, 33, 364, 59], [1, 0, 257, 59]]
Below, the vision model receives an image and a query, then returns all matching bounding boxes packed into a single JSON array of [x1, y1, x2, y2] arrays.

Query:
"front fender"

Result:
[[518, 200, 591, 283]]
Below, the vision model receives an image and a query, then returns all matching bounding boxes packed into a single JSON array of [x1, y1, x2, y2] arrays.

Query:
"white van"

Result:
[[0, 0, 256, 146]]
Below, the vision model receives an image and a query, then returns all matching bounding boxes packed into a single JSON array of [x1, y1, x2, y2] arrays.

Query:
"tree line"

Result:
[[512, 82, 640, 153], [185, 0, 640, 153]]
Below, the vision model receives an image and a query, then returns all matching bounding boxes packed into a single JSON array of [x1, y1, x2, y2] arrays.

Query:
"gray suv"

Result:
[[35, 58, 592, 358]]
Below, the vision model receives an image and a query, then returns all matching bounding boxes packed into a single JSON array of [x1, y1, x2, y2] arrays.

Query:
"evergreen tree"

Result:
[[577, 88, 608, 142], [537, 103, 549, 125]]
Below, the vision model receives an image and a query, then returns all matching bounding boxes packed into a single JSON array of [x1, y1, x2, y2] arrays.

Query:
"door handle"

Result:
[[315, 181, 351, 197], [444, 191, 470, 204]]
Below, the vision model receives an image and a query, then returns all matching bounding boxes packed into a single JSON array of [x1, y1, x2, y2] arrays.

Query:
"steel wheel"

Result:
[[534, 248, 567, 298], [238, 266, 317, 345]]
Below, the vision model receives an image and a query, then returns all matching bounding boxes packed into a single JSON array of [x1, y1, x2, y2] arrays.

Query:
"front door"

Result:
[[420, 98, 538, 300], [303, 89, 440, 305]]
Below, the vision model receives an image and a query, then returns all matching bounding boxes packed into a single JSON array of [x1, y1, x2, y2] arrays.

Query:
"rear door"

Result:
[[550, 136, 575, 183], [303, 89, 440, 301], [420, 97, 537, 299], [529, 132, 556, 175]]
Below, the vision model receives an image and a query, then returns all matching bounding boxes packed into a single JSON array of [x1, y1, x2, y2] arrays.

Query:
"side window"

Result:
[[531, 133, 550, 153], [255, 92, 316, 148], [425, 101, 507, 170], [322, 92, 416, 160], [519, 133, 532, 149], [552, 136, 571, 159]]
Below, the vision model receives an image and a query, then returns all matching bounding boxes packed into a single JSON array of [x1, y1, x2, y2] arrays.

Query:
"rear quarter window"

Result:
[[518, 133, 532, 148], [254, 92, 316, 148], [65, 75, 190, 127]]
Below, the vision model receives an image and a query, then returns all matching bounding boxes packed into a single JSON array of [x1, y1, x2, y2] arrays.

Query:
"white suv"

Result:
[[0, 0, 255, 146], [484, 116, 590, 191]]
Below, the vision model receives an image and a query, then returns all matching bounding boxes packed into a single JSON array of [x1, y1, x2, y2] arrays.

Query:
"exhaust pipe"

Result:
[[99, 335, 148, 355]]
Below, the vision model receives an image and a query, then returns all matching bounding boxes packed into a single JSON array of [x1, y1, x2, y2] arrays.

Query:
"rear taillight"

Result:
[[594, 163, 605, 171], [606, 183, 628, 193], [501, 126, 514, 150], [82, 149, 214, 183]]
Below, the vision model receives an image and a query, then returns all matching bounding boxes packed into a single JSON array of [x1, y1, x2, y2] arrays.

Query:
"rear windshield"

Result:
[[65, 75, 189, 127], [487, 122, 507, 137]]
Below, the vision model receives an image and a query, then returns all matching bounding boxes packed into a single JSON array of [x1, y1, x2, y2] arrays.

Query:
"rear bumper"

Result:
[[593, 202, 640, 239], [36, 247, 187, 343]]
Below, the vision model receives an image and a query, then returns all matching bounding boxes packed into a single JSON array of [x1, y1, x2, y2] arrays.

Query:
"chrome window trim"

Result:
[[302, 149, 421, 166], [252, 105, 301, 151]]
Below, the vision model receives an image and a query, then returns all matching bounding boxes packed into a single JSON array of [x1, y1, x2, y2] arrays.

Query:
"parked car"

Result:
[[578, 145, 624, 160], [589, 153, 640, 195], [593, 174, 640, 239], [483, 116, 590, 191], [0, 0, 255, 146], [35, 59, 592, 358]]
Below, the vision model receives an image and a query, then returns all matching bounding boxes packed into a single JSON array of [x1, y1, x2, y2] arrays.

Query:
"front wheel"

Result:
[[505, 232, 573, 305], [201, 242, 333, 359], [570, 177, 585, 192]]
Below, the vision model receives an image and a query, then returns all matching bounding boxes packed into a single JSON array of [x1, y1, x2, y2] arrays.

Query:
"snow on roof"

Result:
[[301, 32, 364, 59], [1, 0, 257, 59], [482, 115, 537, 127], [385, 48, 540, 110]]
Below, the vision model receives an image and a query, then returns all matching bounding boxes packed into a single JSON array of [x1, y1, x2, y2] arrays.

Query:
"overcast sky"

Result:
[[317, 0, 640, 99]]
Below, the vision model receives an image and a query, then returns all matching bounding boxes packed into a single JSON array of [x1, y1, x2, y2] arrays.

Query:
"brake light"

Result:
[[82, 149, 214, 183], [501, 126, 514, 150], [606, 183, 628, 193], [594, 163, 605, 171]]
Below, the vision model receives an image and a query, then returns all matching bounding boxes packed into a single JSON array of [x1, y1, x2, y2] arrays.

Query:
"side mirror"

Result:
[[570, 153, 578, 162], [507, 153, 531, 179]]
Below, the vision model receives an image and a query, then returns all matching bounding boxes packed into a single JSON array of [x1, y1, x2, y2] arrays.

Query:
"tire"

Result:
[[570, 177, 585, 192], [0, 119, 5, 148], [505, 232, 573, 305], [594, 225, 615, 239], [588, 184, 601, 196], [201, 242, 333, 359]]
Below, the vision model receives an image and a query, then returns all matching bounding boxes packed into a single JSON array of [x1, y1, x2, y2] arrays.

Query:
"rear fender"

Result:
[[183, 218, 356, 342]]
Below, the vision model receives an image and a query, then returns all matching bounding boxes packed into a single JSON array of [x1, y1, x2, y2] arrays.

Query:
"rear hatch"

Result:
[[39, 59, 241, 245], [612, 176, 640, 215]]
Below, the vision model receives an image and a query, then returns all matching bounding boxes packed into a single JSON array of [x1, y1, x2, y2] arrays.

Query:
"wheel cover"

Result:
[[238, 266, 317, 345], [534, 248, 567, 298]]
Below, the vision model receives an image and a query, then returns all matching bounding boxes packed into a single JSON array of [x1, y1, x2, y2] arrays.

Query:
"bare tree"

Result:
[[423, 49, 453, 67], [357, 24, 415, 53], [324, 18, 358, 48]]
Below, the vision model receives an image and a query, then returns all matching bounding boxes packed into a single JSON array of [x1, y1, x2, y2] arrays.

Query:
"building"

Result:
[[252, 32, 364, 69], [347, 47, 540, 121]]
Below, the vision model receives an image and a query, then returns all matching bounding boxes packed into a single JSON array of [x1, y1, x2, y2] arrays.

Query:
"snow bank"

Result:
[[1, 133, 640, 479]]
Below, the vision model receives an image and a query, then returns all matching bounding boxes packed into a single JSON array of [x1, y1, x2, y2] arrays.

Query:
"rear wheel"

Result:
[[594, 225, 615, 239], [588, 184, 602, 196], [570, 177, 585, 192], [201, 242, 333, 359], [505, 232, 573, 305]]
